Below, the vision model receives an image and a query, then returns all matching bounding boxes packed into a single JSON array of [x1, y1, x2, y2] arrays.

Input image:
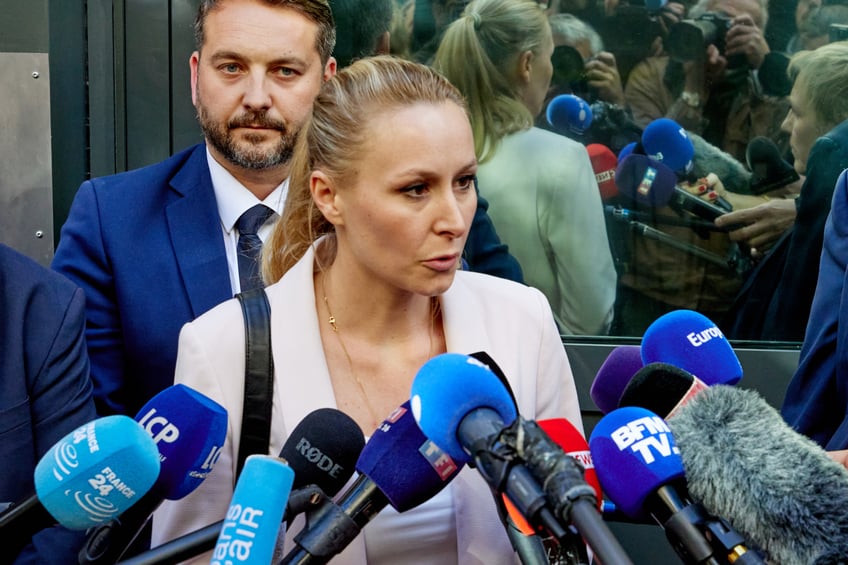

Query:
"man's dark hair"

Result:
[[328, 0, 393, 68], [194, 0, 337, 64]]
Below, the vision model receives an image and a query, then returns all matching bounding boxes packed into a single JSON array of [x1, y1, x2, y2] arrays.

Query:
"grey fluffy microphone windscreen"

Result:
[[667, 385, 848, 564]]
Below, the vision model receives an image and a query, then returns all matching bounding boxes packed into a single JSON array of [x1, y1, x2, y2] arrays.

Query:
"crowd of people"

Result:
[[7, 0, 848, 561]]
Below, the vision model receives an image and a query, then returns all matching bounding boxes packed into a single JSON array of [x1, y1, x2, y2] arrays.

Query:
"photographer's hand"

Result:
[[585, 52, 626, 106], [725, 14, 770, 70]]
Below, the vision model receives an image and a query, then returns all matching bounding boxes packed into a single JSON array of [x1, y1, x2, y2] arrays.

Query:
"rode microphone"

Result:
[[78, 385, 228, 564], [588, 144, 619, 201], [0, 416, 160, 541], [212, 455, 294, 565], [590, 407, 765, 564], [121, 408, 364, 565], [668, 385, 848, 564], [589, 345, 644, 415], [411, 353, 633, 565], [746, 136, 800, 195], [618, 363, 709, 418], [641, 309, 743, 386], [281, 400, 462, 564], [546, 94, 593, 137]]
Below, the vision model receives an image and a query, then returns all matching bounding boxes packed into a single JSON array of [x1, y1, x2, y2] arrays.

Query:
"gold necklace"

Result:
[[321, 272, 440, 429]]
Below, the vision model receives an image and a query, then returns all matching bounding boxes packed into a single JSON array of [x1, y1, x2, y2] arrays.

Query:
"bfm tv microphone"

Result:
[[0, 416, 160, 541], [282, 400, 462, 564], [78, 384, 228, 564], [212, 455, 294, 565], [641, 309, 743, 386], [746, 136, 800, 195], [411, 353, 633, 565], [546, 94, 593, 137], [668, 385, 848, 564], [618, 362, 709, 419], [589, 345, 644, 415], [119, 407, 364, 565], [589, 407, 765, 564], [587, 143, 619, 201]]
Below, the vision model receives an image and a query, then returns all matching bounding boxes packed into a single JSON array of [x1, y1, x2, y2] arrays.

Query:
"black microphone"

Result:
[[281, 401, 462, 564], [746, 136, 800, 195], [120, 408, 364, 565], [668, 385, 848, 564]]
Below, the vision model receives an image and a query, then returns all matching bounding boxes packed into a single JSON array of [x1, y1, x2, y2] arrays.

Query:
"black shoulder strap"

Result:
[[235, 288, 274, 479]]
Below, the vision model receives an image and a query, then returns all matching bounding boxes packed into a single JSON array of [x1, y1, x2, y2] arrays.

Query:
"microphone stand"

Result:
[[503, 419, 634, 565], [459, 411, 633, 565]]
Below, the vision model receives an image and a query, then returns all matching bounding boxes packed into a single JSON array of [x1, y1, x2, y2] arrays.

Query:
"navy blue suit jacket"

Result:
[[782, 166, 848, 450], [1, 244, 96, 563], [53, 144, 233, 417]]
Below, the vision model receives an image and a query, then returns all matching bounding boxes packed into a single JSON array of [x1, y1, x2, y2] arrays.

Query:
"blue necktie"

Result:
[[236, 204, 275, 292]]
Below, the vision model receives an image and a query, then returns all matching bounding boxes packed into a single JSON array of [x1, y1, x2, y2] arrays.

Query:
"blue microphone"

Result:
[[0, 416, 160, 541], [79, 384, 228, 564], [615, 153, 678, 207], [546, 94, 594, 136], [590, 407, 763, 564], [642, 118, 695, 175], [282, 400, 463, 564], [641, 309, 743, 386], [212, 455, 294, 565], [411, 354, 634, 565]]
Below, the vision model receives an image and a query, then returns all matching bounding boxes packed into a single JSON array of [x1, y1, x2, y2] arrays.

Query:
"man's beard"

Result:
[[197, 100, 297, 170]]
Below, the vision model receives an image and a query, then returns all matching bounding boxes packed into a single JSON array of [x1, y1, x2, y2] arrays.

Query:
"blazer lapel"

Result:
[[165, 144, 232, 318]]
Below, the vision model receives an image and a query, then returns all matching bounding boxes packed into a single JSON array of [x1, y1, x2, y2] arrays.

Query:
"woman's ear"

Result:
[[517, 49, 534, 84], [311, 171, 344, 226]]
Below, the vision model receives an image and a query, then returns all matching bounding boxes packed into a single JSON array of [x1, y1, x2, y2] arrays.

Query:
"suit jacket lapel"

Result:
[[166, 144, 232, 318]]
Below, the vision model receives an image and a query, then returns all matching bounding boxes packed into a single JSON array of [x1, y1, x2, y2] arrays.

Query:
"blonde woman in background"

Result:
[[433, 0, 617, 335]]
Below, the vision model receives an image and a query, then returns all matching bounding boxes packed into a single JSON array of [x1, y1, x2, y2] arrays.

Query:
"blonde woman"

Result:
[[434, 0, 617, 335], [153, 55, 582, 564]]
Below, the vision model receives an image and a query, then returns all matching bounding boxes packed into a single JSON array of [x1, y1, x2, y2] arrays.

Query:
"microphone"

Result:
[[282, 400, 462, 564], [589, 407, 766, 564], [538, 419, 603, 510], [0, 416, 160, 541], [121, 408, 364, 565], [668, 385, 848, 564], [641, 119, 734, 217], [411, 353, 633, 565], [546, 94, 593, 137], [617, 362, 709, 418], [589, 345, 644, 415], [641, 118, 695, 175], [615, 153, 678, 207], [641, 309, 743, 386], [587, 143, 619, 201], [78, 385, 228, 564], [745, 136, 800, 195], [212, 455, 294, 565]]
